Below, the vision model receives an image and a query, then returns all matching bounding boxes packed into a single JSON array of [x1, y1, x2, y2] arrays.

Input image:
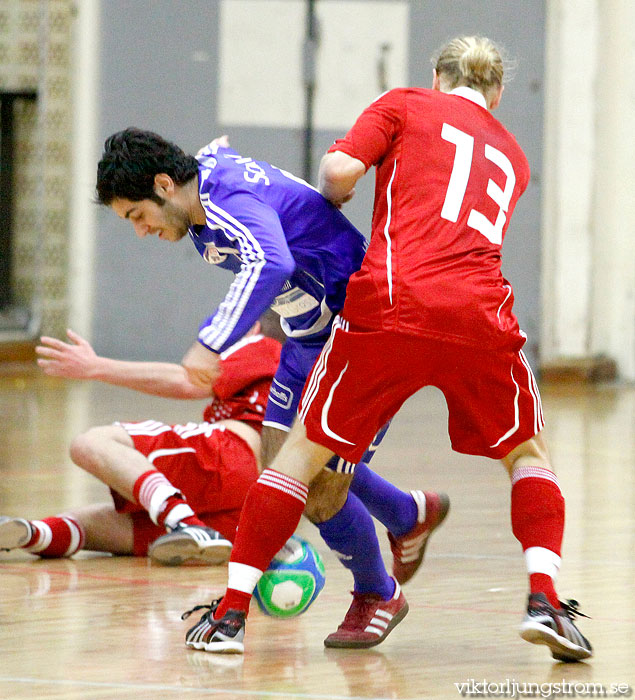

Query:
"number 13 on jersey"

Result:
[[439, 123, 516, 245]]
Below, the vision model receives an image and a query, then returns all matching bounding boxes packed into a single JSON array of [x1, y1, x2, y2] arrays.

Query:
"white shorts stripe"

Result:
[[304, 315, 346, 412], [519, 350, 544, 434], [299, 315, 346, 423], [330, 457, 355, 474], [529, 352, 544, 429], [174, 422, 225, 439], [116, 419, 172, 437], [496, 285, 513, 323], [490, 364, 521, 449], [320, 361, 355, 445], [299, 324, 336, 421], [147, 447, 196, 464]]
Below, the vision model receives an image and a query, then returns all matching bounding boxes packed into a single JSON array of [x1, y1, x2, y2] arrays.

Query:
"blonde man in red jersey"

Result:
[[183, 36, 592, 662]]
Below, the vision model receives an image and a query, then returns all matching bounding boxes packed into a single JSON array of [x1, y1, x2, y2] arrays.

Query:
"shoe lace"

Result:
[[559, 599, 591, 620], [181, 597, 222, 621]]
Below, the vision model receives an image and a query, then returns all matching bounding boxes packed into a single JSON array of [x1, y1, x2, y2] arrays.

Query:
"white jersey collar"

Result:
[[449, 86, 487, 109]]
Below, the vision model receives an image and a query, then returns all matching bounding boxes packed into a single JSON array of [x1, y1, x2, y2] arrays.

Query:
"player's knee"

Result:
[[69, 430, 96, 466], [304, 471, 353, 523], [69, 425, 117, 468]]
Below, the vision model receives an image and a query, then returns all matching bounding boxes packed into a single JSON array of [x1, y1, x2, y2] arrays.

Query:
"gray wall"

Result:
[[95, 0, 544, 366], [95, 0, 225, 361]]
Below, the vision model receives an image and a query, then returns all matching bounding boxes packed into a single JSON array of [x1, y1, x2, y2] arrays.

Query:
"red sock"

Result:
[[218, 590, 253, 617], [132, 469, 197, 529], [511, 466, 564, 608], [215, 469, 308, 618], [25, 516, 85, 558]]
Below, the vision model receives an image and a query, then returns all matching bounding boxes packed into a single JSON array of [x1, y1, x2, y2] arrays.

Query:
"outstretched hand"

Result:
[[36, 329, 100, 379]]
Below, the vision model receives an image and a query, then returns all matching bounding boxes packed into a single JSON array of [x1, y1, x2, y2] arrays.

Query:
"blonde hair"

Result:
[[432, 36, 508, 98]]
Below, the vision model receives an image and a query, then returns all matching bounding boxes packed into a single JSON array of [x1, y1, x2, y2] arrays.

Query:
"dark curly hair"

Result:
[[96, 128, 198, 205]]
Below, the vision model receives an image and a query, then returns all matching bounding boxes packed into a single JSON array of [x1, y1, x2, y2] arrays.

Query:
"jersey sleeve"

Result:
[[197, 192, 296, 353], [327, 89, 406, 169]]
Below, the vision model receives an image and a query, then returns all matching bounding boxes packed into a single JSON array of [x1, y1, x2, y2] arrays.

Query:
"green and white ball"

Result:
[[254, 535, 326, 618]]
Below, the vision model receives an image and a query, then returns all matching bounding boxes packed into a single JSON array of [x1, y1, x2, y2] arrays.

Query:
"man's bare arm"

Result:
[[318, 151, 367, 207], [37, 330, 213, 399]]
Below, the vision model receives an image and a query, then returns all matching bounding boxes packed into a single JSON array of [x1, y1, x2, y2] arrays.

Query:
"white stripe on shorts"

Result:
[[299, 315, 348, 423], [147, 447, 196, 464], [519, 350, 544, 434], [115, 419, 172, 437], [489, 364, 521, 449], [334, 457, 355, 474]]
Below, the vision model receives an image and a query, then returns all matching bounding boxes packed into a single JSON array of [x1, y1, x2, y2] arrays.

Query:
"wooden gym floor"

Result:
[[0, 366, 633, 699]]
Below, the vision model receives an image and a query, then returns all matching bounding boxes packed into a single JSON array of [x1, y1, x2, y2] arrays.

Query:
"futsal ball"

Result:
[[253, 535, 326, 618]]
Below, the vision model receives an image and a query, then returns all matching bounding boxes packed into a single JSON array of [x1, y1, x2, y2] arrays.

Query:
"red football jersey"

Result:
[[329, 87, 531, 349], [203, 334, 281, 427]]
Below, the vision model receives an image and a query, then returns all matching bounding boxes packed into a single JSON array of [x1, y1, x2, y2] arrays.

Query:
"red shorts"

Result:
[[299, 317, 544, 463], [112, 421, 259, 556]]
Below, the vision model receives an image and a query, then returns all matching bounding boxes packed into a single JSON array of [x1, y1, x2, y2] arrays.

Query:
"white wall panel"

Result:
[[218, 0, 408, 130], [541, 0, 598, 357], [314, 1, 409, 129], [219, 0, 305, 128], [590, 0, 635, 379]]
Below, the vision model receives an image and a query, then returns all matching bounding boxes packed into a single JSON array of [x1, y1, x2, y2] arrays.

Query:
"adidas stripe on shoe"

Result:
[[324, 579, 409, 649], [520, 593, 593, 662], [149, 523, 232, 566], [388, 491, 450, 585], [182, 599, 246, 654]]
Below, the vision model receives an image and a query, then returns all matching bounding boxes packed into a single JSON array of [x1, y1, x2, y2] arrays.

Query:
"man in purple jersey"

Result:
[[96, 129, 449, 648]]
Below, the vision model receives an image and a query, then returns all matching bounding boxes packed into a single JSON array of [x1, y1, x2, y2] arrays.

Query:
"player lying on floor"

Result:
[[0, 318, 281, 564], [1, 315, 447, 590]]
